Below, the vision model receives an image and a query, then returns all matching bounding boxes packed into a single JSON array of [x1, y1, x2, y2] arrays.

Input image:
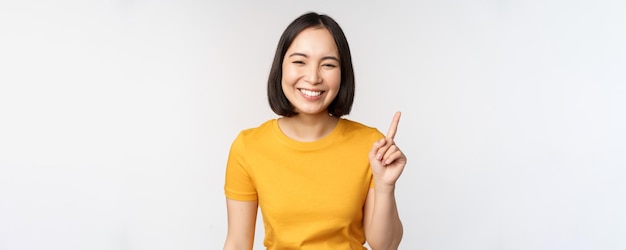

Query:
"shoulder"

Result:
[[339, 118, 385, 140], [239, 119, 275, 136], [232, 119, 277, 147]]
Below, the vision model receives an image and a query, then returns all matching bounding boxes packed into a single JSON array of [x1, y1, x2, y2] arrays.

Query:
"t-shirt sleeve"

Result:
[[369, 129, 386, 189], [224, 132, 258, 201]]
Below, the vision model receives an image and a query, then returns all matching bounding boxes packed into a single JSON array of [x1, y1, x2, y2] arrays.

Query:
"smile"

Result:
[[299, 88, 323, 97]]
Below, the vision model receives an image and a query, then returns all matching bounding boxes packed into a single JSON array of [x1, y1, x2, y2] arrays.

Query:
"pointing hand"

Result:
[[369, 112, 407, 188]]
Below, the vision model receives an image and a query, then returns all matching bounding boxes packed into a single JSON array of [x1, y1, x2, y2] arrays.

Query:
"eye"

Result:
[[292, 60, 305, 65], [322, 63, 337, 68]]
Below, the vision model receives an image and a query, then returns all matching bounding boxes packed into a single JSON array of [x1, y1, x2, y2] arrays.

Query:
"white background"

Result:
[[1, 0, 625, 249]]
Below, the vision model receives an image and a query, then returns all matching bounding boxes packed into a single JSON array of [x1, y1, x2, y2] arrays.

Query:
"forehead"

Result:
[[286, 27, 339, 56]]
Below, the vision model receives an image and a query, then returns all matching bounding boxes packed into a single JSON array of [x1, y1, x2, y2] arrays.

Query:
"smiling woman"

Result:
[[280, 27, 342, 122], [223, 12, 406, 250]]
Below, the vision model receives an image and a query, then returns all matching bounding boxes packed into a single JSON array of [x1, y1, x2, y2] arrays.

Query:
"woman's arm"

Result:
[[364, 112, 406, 250], [223, 199, 258, 250], [363, 186, 403, 250]]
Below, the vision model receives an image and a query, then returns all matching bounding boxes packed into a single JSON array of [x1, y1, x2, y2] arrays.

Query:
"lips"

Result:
[[298, 88, 323, 97]]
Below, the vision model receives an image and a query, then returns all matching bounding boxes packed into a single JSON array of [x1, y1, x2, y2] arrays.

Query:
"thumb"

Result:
[[369, 138, 385, 161]]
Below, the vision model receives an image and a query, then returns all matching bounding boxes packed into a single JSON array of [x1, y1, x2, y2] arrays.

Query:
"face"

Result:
[[281, 27, 341, 116]]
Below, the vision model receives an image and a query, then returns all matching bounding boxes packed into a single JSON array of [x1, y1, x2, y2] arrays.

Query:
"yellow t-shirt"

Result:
[[224, 118, 384, 249]]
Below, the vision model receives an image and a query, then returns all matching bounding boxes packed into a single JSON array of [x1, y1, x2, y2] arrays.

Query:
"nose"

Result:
[[304, 65, 322, 84]]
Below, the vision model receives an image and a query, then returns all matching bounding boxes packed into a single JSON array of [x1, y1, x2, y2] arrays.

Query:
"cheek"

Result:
[[282, 67, 298, 83], [325, 70, 341, 88]]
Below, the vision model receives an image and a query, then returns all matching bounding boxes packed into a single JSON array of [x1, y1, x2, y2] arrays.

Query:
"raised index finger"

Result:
[[386, 111, 401, 139]]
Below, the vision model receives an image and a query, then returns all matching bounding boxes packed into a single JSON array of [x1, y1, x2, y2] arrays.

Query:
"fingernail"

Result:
[[385, 159, 391, 165], [376, 154, 382, 160]]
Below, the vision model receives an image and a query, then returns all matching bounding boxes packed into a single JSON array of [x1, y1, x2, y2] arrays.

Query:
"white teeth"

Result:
[[299, 89, 322, 97]]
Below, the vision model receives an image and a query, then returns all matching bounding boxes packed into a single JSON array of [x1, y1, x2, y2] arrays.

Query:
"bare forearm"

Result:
[[366, 186, 403, 250], [223, 241, 252, 250], [224, 199, 257, 250]]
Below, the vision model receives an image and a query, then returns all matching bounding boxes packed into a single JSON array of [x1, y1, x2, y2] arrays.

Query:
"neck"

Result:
[[278, 112, 339, 142]]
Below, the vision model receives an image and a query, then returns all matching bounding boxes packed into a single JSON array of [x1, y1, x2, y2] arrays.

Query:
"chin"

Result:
[[294, 109, 328, 116]]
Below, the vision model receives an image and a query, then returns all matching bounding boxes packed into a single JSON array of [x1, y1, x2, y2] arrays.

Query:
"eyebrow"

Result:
[[288, 52, 340, 62]]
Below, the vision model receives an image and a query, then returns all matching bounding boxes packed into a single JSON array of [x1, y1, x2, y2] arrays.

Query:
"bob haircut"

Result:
[[268, 12, 355, 117]]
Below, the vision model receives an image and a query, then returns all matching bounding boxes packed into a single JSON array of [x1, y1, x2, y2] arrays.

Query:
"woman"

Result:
[[224, 12, 406, 250]]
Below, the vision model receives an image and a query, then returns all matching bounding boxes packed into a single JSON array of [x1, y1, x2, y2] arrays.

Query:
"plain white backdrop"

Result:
[[1, 0, 625, 249]]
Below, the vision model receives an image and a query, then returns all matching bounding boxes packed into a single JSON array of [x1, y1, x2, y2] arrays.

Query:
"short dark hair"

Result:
[[267, 12, 355, 117]]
